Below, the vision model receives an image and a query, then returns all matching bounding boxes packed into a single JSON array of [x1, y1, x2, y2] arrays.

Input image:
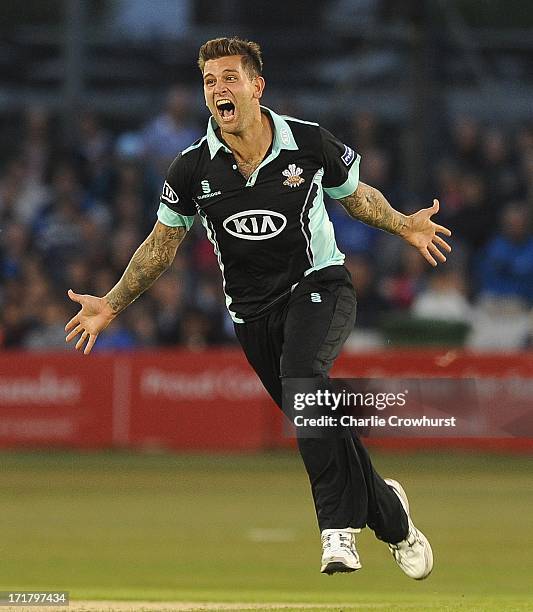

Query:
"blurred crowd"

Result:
[[1, 88, 533, 352]]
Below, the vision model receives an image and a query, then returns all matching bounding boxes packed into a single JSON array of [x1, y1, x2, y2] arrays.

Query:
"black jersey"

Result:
[[157, 106, 360, 322]]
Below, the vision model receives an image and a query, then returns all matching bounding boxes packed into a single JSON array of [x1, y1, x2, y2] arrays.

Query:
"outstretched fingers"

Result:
[[65, 324, 83, 343], [67, 326, 97, 354], [75, 331, 88, 351], [434, 234, 452, 253], [421, 246, 437, 267], [434, 223, 452, 237], [428, 241, 447, 263], [84, 334, 98, 355], [65, 314, 80, 333]]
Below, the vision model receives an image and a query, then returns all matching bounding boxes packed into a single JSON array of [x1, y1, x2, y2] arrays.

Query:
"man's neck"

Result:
[[220, 110, 273, 163]]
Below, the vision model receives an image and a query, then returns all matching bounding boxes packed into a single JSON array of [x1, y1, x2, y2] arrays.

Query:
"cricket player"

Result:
[[65, 37, 451, 578]]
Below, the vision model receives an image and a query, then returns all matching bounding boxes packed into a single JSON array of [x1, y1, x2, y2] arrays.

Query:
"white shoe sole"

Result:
[[385, 478, 434, 580]]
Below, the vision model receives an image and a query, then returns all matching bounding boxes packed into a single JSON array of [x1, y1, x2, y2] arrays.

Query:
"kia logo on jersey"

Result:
[[223, 210, 287, 241]]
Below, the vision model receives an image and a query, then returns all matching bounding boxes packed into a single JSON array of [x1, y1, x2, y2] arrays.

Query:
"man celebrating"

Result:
[[65, 37, 451, 578]]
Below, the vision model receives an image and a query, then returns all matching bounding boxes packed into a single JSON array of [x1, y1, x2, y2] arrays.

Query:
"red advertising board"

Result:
[[0, 349, 532, 451], [128, 349, 274, 450], [0, 353, 115, 448]]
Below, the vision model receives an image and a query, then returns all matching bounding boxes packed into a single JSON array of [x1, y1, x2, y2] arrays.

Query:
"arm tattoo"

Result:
[[105, 223, 187, 315], [339, 182, 409, 236]]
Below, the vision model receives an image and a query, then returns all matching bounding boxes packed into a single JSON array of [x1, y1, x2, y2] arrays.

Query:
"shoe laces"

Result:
[[322, 531, 354, 551], [389, 526, 422, 555]]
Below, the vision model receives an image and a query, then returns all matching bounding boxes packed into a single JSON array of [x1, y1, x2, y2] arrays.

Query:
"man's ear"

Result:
[[253, 76, 266, 100]]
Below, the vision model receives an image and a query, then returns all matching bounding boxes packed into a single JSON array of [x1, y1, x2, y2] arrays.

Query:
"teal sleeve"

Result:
[[323, 154, 361, 199], [157, 202, 195, 230]]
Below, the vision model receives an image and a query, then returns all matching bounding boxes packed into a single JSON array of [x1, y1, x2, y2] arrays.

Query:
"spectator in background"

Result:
[[91, 318, 138, 351], [411, 268, 473, 324], [349, 111, 380, 152], [194, 275, 234, 344], [432, 159, 464, 217], [0, 222, 29, 283], [33, 192, 85, 274], [479, 202, 533, 305], [114, 190, 144, 225], [75, 110, 113, 186], [469, 202, 533, 350], [20, 106, 53, 184], [124, 302, 159, 348], [92, 132, 160, 234], [78, 214, 111, 271], [0, 108, 55, 225], [109, 224, 143, 275], [63, 258, 92, 296], [0, 301, 29, 348], [448, 172, 493, 253], [344, 254, 389, 328], [151, 272, 186, 346], [92, 268, 117, 300], [190, 231, 220, 276], [23, 300, 70, 351], [30, 156, 114, 286], [451, 116, 483, 172], [380, 244, 426, 311], [141, 86, 201, 176], [0, 155, 49, 226], [21, 259, 53, 328], [180, 308, 211, 351], [519, 148, 533, 204], [481, 128, 520, 204], [515, 122, 533, 157]]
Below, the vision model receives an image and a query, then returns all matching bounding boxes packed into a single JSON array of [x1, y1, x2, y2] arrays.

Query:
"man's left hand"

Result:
[[401, 199, 452, 266]]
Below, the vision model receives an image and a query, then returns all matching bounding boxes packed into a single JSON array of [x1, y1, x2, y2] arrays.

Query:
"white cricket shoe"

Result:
[[320, 528, 362, 574], [385, 478, 433, 580]]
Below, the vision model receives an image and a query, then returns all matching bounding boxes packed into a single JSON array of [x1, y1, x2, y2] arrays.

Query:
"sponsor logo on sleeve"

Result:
[[341, 145, 355, 166], [161, 181, 179, 204]]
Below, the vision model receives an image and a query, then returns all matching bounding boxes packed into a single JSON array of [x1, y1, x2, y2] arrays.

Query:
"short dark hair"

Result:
[[198, 37, 263, 78]]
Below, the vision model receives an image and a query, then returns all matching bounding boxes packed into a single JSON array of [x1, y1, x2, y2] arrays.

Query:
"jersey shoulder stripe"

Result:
[[181, 135, 208, 157], [281, 115, 319, 127]]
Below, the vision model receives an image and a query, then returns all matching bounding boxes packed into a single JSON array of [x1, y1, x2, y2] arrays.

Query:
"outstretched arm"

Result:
[[65, 221, 187, 354], [339, 181, 452, 266]]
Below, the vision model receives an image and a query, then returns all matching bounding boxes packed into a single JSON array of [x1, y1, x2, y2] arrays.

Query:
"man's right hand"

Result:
[[65, 289, 116, 355]]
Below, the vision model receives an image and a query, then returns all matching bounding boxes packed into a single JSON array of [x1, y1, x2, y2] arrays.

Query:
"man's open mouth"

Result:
[[216, 99, 236, 121]]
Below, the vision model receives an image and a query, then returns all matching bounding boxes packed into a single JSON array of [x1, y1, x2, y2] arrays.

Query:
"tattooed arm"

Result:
[[339, 182, 452, 267], [105, 222, 186, 314], [65, 221, 187, 354], [339, 182, 410, 236]]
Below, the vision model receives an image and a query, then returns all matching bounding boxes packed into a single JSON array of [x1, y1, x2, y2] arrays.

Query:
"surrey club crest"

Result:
[[282, 164, 305, 188]]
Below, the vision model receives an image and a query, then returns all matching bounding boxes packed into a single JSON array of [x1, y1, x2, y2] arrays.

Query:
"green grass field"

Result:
[[0, 450, 532, 611]]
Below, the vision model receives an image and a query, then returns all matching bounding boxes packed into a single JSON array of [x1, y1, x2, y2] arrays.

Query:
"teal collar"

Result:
[[206, 105, 299, 160]]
